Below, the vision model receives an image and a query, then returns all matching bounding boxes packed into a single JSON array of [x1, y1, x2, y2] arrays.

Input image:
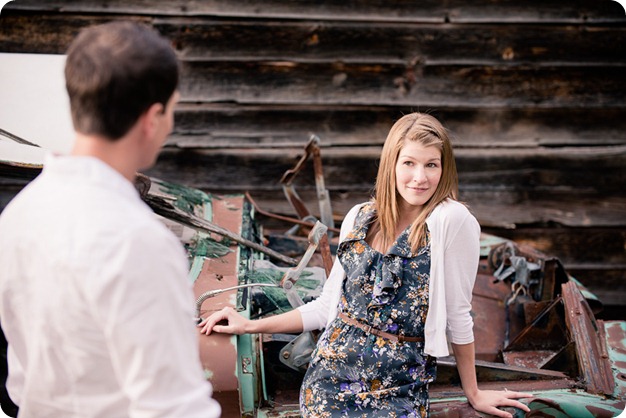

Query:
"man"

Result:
[[0, 21, 221, 417]]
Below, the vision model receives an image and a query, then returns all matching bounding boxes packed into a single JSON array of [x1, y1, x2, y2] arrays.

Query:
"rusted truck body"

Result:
[[1, 135, 625, 417]]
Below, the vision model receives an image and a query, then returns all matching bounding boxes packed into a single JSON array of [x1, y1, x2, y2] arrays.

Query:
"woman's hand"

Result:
[[197, 306, 249, 335], [468, 388, 533, 418]]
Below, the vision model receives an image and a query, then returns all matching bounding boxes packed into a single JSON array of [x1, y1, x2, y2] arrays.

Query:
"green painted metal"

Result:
[[156, 179, 213, 214], [237, 331, 260, 416], [166, 185, 233, 283], [246, 265, 324, 317], [432, 390, 624, 417], [234, 214, 262, 416], [189, 236, 232, 259], [187, 254, 205, 284], [512, 390, 625, 417]]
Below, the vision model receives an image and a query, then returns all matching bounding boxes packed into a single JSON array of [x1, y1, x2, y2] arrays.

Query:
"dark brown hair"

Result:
[[65, 21, 179, 140]]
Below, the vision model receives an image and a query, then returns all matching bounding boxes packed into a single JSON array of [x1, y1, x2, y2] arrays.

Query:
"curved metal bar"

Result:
[[195, 283, 279, 319]]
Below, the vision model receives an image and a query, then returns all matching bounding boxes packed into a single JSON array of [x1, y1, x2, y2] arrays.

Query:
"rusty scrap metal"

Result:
[[562, 280, 615, 395], [246, 192, 335, 276], [244, 191, 340, 235], [275, 222, 328, 372], [491, 242, 541, 305], [601, 320, 626, 399], [144, 191, 298, 266], [279, 221, 328, 308], [279, 135, 335, 234], [317, 234, 333, 277], [504, 297, 567, 352]]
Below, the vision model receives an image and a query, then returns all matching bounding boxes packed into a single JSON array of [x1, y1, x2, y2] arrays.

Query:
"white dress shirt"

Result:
[[298, 199, 481, 357], [0, 155, 221, 418]]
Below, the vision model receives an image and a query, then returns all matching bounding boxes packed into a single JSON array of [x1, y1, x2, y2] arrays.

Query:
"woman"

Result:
[[199, 113, 532, 417]]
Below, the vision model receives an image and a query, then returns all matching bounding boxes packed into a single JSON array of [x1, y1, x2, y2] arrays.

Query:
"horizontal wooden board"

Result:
[[145, 144, 626, 200], [0, 13, 148, 54], [178, 61, 626, 107], [3, 13, 626, 65], [5, 0, 626, 23], [480, 225, 626, 264], [168, 104, 626, 148], [157, 20, 626, 65]]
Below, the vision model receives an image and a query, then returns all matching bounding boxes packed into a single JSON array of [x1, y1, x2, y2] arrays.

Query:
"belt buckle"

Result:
[[364, 324, 373, 335]]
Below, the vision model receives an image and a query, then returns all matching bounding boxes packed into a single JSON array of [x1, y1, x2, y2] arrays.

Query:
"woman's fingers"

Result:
[[198, 307, 232, 335], [472, 389, 533, 418]]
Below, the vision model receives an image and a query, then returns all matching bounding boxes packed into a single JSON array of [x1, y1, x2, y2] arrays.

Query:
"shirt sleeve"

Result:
[[297, 203, 362, 331], [87, 223, 220, 418], [443, 208, 481, 345]]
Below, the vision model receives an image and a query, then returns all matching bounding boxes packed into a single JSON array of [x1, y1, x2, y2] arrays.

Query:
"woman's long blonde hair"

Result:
[[373, 112, 459, 253]]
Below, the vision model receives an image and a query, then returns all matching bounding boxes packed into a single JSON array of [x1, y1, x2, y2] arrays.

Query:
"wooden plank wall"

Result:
[[1, 0, 625, 312]]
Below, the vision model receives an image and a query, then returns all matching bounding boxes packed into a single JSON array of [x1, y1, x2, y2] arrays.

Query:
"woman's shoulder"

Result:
[[430, 199, 479, 228], [340, 201, 372, 240], [428, 199, 481, 245], [434, 198, 471, 216]]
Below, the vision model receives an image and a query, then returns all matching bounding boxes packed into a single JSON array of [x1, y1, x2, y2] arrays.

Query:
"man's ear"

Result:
[[141, 102, 165, 140]]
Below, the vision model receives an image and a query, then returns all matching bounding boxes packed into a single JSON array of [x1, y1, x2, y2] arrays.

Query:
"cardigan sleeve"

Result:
[[443, 206, 481, 345], [297, 203, 363, 331], [424, 200, 481, 357]]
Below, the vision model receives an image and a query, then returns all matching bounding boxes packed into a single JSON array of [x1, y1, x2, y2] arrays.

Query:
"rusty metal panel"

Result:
[[192, 195, 245, 413], [471, 271, 509, 361], [601, 320, 626, 400], [562, 281, 615, 396]]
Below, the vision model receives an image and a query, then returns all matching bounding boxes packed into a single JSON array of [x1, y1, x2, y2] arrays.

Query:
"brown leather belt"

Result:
[[338, 312, 423, 343]]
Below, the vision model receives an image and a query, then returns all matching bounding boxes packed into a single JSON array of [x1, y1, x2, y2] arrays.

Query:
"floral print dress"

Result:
[[300, 203, 437, 418]]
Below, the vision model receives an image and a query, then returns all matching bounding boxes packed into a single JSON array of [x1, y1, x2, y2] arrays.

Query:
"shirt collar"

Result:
[[43, 153, 141, 203]]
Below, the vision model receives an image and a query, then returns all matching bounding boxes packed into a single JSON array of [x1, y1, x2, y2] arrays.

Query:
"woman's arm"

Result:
[[442, 205, 532, 416], [200, 202, 364, 336], [199, 252, 344, 335], [452, 342, 532, 418], [199, 306, 303, 335]]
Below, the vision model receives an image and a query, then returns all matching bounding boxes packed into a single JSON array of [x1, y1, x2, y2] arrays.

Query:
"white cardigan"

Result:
[[297, 199, 481, 357]]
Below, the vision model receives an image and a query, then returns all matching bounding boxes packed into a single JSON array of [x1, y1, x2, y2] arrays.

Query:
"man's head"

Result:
[[65, 21, 179, 141]]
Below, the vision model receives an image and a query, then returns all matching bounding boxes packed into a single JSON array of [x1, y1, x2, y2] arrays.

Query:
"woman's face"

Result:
[[395, 141, 442, 212]]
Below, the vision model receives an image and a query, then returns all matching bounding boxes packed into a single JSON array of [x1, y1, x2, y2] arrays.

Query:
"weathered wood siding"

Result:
[[1, 0, 625, 309]]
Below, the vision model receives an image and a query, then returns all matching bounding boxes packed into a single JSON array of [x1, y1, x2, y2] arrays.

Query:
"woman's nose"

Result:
[[412, 165, 427, 183]]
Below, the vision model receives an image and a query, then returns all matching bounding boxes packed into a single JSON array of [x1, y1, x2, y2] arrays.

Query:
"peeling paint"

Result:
[[188, 235, 232, 259], [603, 320, 626, 399], [156, 180, 212, 215]]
